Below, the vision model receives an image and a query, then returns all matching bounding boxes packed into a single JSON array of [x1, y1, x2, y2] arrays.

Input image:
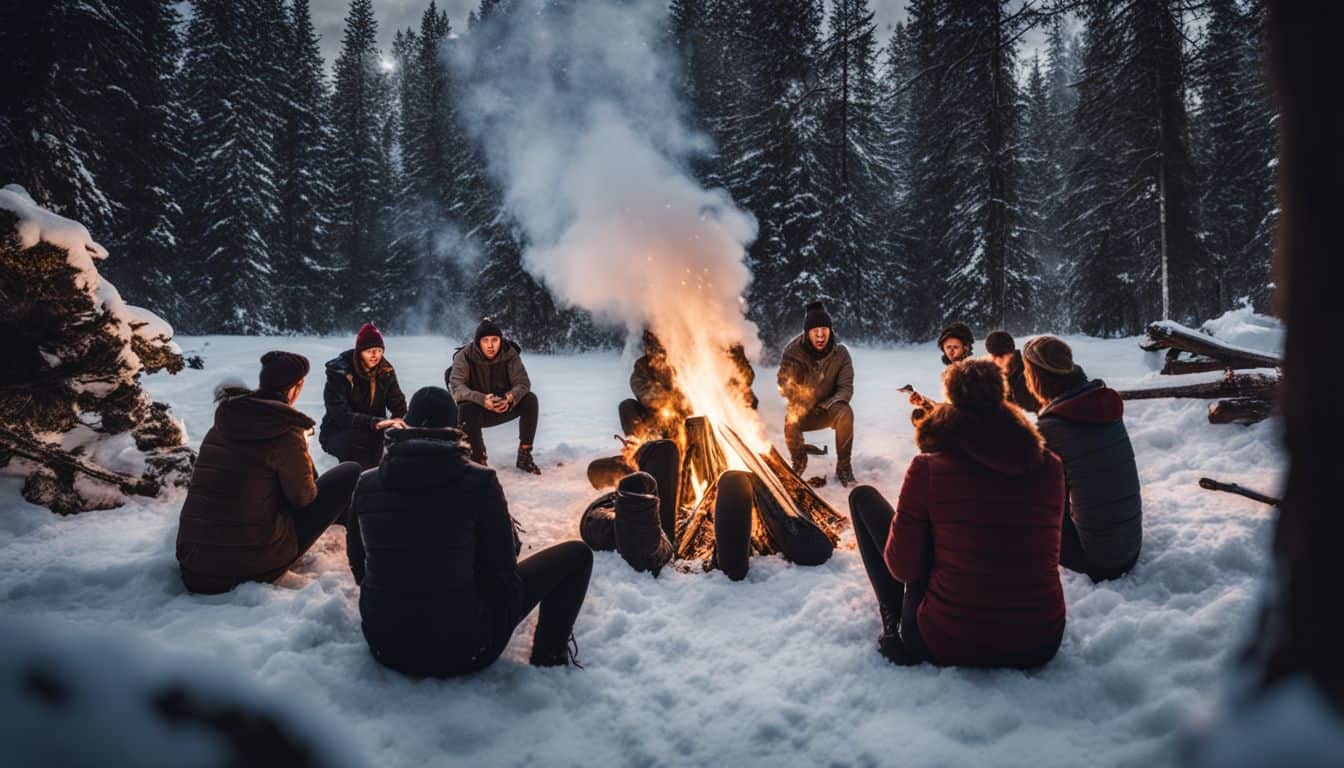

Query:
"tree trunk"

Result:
[[1142, 321, 1282, 369], [1117, 372, 1278, 401], [1208, 397, 1274, 425]]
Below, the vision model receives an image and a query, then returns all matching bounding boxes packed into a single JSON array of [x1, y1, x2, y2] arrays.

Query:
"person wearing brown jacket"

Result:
[[778, 301, 856, 486], [176, 351, 362, 595], [446, 318, 541, 474]]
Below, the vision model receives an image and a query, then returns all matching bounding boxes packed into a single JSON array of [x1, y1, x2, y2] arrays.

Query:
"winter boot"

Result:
[[529, 632, 583, 669], [790, 451, 808, 475], [614, 472, 673, 575], [877, 602, 914, 665], [836, 461, 856, 488], [516, 445, 541, 475]]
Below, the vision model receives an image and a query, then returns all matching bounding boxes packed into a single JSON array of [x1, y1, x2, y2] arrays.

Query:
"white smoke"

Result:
[[451, 0, 766, 444]]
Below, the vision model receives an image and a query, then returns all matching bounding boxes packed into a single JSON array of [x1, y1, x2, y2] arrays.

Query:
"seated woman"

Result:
[[347, 387, 592, 675], [1022, 336, 1142, 582], [849, 359, 1066, 668], [319, 323, 407, 469]]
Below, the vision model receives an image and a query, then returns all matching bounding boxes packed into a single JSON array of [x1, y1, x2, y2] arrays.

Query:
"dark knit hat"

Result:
[[985, 330, 1015, 357], [406, 386, 459, 429], [474, 317, 503, 343], [1022, 335, 1078, 375], [938, 322, 974, 351], [355, 322, 385, 353], [803, 300, 833, 332], [943, 358, 1007, 411], [258, 351, 310, 393]]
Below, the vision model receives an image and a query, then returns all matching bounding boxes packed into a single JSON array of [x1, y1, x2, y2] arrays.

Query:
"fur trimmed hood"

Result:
[[915, 403, 1047, 477]]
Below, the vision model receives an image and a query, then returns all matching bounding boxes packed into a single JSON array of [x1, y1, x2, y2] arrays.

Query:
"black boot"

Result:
[[516, 445, 541, 475], [529, 632, 583, 669], [836, 461, 856, 488], [614, 472, 674, 575], [877, 602, 914, 665]]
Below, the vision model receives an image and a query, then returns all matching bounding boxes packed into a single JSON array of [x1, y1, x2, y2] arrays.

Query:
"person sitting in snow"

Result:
[[318, 323, 408, 470], [618, 331, 693, 442], [906, 322, 974, 422], [176, 352, 362, 595], [849, 359, 1066, 668], [1023, 336, 1142, 582], [346, 386, 592, 673], [446, 317, 541, 474], [778, 300, 856, 487], [984, 330, 1041, 413]]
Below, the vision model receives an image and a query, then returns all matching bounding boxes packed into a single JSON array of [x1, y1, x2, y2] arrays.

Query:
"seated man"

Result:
[[1023, 336, 1142, 581], [348, 387, 593, 674], [907, 322, 974, 421], [176, 351, 362, 594], [618, 331, 692, 442], [319, 323, 408, 469], [778, 300, 856, 486], [985, 330, 1041, 412], [446, 317, 541, 474]]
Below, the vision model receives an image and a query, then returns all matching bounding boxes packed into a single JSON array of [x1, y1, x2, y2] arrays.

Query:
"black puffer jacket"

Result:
[[347, 428, 522, 677], [318, 350, 407, 451], [1004, 351, 1041, 413], [1036, 380, 1142, 570]]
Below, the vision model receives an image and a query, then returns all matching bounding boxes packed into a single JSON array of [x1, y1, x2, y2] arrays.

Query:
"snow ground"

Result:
[[0, 333, 1285, 768]]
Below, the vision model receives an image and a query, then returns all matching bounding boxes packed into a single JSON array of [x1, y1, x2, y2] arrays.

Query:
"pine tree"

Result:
[[1020, 54, 1055, 328], [873, 22, 915, 340], [330, 0, 395, 325]]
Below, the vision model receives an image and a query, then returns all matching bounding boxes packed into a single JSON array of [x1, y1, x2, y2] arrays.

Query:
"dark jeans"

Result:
[[784, 401, 854, 465], [476, 541, 593, 667], [324, 427, 384, 470], [1059, 513, 1139, 582], [249, 461, 363, 585], [459, 392, 539, 461], [848, 485, 932, 663]]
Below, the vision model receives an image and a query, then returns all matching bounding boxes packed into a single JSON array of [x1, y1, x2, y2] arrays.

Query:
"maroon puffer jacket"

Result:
[[884, 403, 1066, 667]]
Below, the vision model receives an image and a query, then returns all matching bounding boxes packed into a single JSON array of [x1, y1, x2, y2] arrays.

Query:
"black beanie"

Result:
[[803, 300, 833, 332], [985, 330, 1015, 356], [258, 351, 310, 393], [937, 322, 974, 350], [406, 386, 459, 428], [474, 317, 503, 343]]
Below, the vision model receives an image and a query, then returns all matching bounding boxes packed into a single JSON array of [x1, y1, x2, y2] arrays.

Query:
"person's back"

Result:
[[890, 395, 1066, 667], [350, 428, 519, 677], [176, 387, 316, 593], [1037, 380, 1142, 573]]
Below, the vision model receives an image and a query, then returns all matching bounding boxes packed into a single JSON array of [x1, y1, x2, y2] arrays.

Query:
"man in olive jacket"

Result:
[[778, 301, 856, 486], [176, 352, 362, 594], [447, 317, 541, 474]]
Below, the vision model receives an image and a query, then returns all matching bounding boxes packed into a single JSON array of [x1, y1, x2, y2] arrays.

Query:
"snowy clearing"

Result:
[[1, 334, 1283, 768]]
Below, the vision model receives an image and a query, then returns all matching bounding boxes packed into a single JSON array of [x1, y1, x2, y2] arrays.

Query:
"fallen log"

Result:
[[1161, 349, 1246, 375], [0, 425, 160, 498], [1209, 397, 1275, 425], [1142, 321, 1281, 369], [1119, 372, 1279, 401], [1198, 477, 1281, 507]]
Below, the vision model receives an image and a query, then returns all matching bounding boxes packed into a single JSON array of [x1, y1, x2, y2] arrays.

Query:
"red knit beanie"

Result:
[[355, 323, 385, 353]]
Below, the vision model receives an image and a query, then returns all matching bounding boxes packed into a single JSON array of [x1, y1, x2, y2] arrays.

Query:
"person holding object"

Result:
[[985, 330, 1041, 412], [448, 317, 541, 474], [347, 386, 593, 674], [907, 322, 974, 421], [1023, 336, 1142, 581], [319, 323, 408, 470], [850, 358, 1066, 668], [176, 351, 362, 594], [778, 300, 856, 487]]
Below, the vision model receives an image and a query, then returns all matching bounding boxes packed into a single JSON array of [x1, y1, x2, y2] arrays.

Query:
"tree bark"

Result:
[[1118, 372, 1278, 401]]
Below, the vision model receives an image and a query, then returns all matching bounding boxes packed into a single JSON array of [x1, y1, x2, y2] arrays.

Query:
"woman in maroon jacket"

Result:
[[849, 359, 1067, 667]]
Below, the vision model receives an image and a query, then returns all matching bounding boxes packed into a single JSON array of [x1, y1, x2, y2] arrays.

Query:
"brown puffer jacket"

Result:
[[176, 388, 318, 593]]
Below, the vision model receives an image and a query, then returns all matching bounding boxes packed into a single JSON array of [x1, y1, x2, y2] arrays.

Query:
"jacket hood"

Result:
[[916, 403, 1046, 477], [326, 349, 394, 380], [1040, 380, 1124, 424], [378, 428, 477, 490], [212, 389, 315, 442], [460, 339, 521, 366], [782, 333, 841, 365]]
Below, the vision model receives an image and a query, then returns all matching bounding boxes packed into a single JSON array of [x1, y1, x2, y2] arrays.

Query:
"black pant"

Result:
[[1059, 513, 1138, 582], [848, 485, 931, 662], [784, 401, 854, 465], [482, 541, 592, 664], [459, 392, 539, 461], [325, 428, 384, 470], [249, 461, 362, 585]]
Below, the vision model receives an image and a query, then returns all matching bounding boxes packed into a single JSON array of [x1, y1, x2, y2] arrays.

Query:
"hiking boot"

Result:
[[790, 452, 807, 475], [530, 632, 583, 668], [516, 445, 541, 475], [877, 602, 915, 665], [836, 462, 856, 488]]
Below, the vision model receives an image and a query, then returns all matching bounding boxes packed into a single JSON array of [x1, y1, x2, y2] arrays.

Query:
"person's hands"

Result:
[[375, 418, 404, 430], [485, 395, 509, 414], [907, 391, 929, 409]]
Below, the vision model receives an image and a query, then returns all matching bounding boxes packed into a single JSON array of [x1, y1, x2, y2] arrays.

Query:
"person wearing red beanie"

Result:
[[318, 323, 408, 469]]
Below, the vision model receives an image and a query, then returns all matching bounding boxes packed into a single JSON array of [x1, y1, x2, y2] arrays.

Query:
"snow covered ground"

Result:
[[0, 330, 1285, 767]]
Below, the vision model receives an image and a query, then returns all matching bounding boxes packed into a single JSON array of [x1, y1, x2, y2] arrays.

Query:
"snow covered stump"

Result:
[[0, 185, 194, 514]]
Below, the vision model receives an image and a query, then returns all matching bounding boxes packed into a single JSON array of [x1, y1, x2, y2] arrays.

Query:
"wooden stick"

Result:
[[1199, 477, 1282, 507]]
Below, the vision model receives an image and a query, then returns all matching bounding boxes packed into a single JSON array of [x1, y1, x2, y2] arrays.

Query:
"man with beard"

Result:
[[778, 301, 856, 487]]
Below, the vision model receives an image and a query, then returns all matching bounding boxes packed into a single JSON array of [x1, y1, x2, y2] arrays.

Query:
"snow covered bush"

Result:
[[0, 184, 194, 514]]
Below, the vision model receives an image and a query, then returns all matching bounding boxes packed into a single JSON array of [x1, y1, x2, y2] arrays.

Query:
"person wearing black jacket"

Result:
[[347, 386, 593, 675], [985, 331, 1041, 413], [319, 323, 408, 469]]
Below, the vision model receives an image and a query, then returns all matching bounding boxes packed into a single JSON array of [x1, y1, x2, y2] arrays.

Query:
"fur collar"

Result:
[[916, 402, 1046, 477]]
